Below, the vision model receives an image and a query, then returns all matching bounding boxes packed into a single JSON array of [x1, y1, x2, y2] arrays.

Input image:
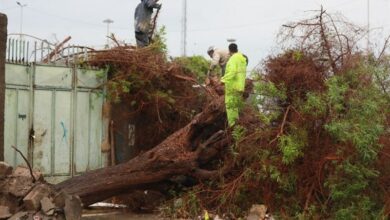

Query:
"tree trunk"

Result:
[[56, 97, 228, 206]]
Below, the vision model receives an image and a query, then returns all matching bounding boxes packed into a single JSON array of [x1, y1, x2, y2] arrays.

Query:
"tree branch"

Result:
[[11, 145, 36, 183]]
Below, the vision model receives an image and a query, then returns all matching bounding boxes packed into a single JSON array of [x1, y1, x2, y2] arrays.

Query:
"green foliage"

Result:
[[278, 128, 307, 165], [292, 50, 304, 61], [251, 80, 287, 125], [271, 166, 297, 192], [107, 78, 137, 103], [151, 26, 168, 54], [254, 80, 287, 102], [247, 61, 388, 218], [326, 76, 349, 113], [232, 125, 247, 142], [186, 191, 202, 217], [326, 162, 380, 219], [95, 68, 108, 79], [174, 56, 210, 81], [325, 69, 386, 162], [320, 66, 387, 219], [156, 90, 176, 105], [301, 92, 326, 116], [295, 205, 319, 220], [161, 190, 203, 219]]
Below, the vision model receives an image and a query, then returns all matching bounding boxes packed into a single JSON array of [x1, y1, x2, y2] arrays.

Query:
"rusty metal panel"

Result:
[[35, 65, 72, 88], [74, 91, 90, 173], [53, 91, 71, 175], [88, 92, 103, 169], [5, 64, 29, 86], [33, 90, 52, 175]]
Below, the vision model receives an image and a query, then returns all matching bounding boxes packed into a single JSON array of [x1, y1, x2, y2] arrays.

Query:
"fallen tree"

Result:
[[56, 95, 229, 206]]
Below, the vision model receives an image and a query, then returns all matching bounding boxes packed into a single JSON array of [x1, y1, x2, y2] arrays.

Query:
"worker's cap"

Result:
[[207, 46, 215, 53]]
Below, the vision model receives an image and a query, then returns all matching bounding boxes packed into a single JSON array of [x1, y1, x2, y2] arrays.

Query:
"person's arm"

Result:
[[221, 58, 237, 84], [243, 54, 249, 66], [209, 52, 220, 71], [145, 0, 161, 9]]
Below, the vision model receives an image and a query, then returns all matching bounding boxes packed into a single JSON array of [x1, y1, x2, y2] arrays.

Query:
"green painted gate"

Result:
[[4, 63, 108, 183]]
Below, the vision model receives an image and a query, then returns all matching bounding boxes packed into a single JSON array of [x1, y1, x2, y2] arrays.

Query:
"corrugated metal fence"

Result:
[[6, 37, 94, 65]]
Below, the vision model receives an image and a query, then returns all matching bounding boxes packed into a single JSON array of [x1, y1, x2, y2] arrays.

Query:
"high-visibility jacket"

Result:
[[221, 52, 246, 92], [221, 52, 247, 126]]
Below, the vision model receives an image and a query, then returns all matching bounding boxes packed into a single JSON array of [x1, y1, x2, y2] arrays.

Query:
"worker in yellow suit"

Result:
[[221, 43, 247, 127]]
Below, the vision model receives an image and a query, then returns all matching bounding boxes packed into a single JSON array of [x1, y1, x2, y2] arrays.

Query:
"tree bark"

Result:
[[0, 13, 7, 161], [56, 97, 228, 206]]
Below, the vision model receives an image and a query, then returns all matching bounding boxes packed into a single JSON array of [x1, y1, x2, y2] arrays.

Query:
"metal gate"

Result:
[[4, 62, 108, 183]]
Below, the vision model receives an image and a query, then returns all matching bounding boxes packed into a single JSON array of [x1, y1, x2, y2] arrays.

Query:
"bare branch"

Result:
[[11, 145, 36, 183]]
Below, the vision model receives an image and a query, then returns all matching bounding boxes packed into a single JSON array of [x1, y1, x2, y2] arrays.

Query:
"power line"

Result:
[[28, 7, 103, 27], [328, 0, 357, 10], [0, 6, 19, 11], [26, 7, 131, 30], [180, 0, 361, 33], [184, 15, 301, 33]]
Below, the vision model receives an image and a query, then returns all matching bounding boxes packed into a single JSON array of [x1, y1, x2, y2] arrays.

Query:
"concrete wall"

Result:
[[0, 13, 7, 161]]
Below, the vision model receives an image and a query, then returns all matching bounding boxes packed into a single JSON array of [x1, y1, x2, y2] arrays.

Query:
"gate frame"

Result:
[[0, 13, 7, 161]]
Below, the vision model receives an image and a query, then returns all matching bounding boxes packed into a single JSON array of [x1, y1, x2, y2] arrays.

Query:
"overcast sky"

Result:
[[1, 0, 390, 68]]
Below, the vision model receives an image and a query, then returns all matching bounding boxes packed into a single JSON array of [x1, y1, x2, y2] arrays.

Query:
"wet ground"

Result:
[[82, 212, 160, 220], [81, 209, 161, 220]]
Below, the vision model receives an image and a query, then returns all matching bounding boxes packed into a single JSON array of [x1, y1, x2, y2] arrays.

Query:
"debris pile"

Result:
[[5, 9, 384, 219], [0, 162, 81, 220], [88, 44, 209, 158]]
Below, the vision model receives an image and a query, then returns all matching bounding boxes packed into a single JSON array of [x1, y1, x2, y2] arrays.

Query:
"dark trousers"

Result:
[[135, 31, 150, 48]]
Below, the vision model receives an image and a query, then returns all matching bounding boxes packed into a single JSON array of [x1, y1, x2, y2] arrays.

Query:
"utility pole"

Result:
[[16, 1, 27, 39], [103, 19, 114, 48], [181, 0, 187, 56]]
